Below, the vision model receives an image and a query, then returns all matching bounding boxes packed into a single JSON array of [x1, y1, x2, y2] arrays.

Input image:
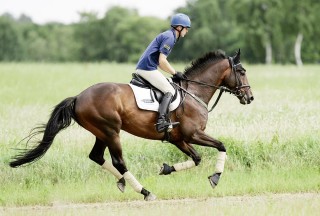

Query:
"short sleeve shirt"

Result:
[[136, 29, 176, 71]]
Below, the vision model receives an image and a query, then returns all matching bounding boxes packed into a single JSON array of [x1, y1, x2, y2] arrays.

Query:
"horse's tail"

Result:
[[9, 97, 77, 168]]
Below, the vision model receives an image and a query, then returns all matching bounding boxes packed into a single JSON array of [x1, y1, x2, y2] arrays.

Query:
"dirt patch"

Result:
[[1, 193, 319, 216]]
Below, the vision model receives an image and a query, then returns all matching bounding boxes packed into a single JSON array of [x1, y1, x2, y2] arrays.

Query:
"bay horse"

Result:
[[10, 49, 253, 201]]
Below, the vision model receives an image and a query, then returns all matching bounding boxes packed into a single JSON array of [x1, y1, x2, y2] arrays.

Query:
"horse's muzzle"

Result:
[[239, 89, 254, 105]]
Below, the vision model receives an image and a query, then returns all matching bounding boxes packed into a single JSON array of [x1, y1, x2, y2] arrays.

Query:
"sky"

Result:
[[0, 0, 187, 24]]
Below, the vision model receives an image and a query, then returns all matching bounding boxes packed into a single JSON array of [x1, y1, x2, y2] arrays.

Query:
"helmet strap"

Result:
[[171, 26, 184, 42]]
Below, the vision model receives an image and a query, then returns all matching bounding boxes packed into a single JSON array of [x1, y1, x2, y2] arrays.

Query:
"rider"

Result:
[[136, 13, 191, 133]]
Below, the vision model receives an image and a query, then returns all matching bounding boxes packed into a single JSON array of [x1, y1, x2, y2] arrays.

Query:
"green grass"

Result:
[[0, 63, 319, 206]]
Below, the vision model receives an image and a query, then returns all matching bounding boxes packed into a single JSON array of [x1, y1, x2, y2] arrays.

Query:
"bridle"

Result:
[[173, 57, 250, 112], [228, 57, 250, 98]]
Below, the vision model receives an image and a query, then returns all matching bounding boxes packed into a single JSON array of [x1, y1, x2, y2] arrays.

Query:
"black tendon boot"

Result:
[[155, 92, 180, 133]]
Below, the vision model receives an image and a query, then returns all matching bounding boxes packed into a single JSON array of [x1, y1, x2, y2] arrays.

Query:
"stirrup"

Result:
[[166, 122, 180, 132], [155, 120, 180, 133]]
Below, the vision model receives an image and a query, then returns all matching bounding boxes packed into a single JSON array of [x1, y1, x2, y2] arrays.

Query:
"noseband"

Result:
[[173, 57, 250, 112]]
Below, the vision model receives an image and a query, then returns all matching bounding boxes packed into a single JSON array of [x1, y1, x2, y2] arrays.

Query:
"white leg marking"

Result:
[[215, 151, 227, 173], [173, 160, 196, 172], [102, 161, 123, 180], [123, 171, 143, 193]]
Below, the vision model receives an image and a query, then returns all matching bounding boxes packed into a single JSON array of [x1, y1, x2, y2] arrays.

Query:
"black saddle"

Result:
[[130, 73, 178, 102]]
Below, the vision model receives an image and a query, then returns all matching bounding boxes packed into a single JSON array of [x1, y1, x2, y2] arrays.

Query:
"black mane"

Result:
[[184, 50, 227, 77]]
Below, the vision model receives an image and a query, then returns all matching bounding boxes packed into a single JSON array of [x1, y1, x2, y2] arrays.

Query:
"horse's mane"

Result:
[[184, 50, 227, 77]]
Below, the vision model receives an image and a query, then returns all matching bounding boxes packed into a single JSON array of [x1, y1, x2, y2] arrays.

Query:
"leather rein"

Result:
[[173, 57, 250, 112]]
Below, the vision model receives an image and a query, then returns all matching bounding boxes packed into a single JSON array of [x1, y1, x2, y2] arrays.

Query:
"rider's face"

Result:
[[180, 27, 189, 38]]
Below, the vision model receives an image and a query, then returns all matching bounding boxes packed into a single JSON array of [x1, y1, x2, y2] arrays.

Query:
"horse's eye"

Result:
[[238, 68, 246, 75]]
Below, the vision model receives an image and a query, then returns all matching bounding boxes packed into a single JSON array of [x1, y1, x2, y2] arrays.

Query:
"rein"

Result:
[[173, 80, 231, 112]]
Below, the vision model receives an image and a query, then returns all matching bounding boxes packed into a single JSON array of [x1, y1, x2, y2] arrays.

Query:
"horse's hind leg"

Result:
[[107, 135, 156, 201], [89, 138, 125, 192]]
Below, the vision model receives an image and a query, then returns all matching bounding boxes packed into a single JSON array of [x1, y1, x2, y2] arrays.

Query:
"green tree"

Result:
[[74, 6, 167, 63], [102, 7, 137, 61], [232, 0, 319, 64], [113, 16, 167, 62], [172, 0, 244, 62], [282, 0, 319, 65], [232, 0, 285, 63], [1, 1, 318, 64], [0, 16, 23, 61], [43, 23, 78, 61], [73, 12, 102, 61]]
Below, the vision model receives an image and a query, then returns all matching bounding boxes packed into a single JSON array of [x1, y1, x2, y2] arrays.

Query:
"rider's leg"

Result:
[[155, 92, 179, 132], [136, 69, 179, 132], [136, 69, 175, 94]]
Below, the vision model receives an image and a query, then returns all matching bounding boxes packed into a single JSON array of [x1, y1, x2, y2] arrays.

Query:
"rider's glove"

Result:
[[172, 71, 184, 80]]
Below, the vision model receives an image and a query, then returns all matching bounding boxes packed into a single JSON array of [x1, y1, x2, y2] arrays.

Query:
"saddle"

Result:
[[129, 73, 181, 112]]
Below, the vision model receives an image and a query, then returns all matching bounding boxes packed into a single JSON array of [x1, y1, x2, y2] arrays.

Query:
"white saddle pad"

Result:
[[129, 84, 181, 112]]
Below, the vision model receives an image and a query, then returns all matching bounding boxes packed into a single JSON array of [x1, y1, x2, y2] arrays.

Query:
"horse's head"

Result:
[[223, 49, 254, 105], [182, 49, 253, 108]]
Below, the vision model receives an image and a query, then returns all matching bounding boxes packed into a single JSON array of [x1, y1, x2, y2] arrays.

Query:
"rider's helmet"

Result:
[[171, 13, 191, 28]]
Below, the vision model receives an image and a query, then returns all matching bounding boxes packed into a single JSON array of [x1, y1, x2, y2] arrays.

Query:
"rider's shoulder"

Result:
[[156, 29, 172, 36], [157, 29, 174, 41]]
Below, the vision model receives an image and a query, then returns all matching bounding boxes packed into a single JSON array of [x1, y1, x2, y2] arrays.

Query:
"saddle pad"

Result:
[[129, 84, 180, 112]]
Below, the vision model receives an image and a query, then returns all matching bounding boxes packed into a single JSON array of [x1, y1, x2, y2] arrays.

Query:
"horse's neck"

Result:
[[187, 60, 229, 105]]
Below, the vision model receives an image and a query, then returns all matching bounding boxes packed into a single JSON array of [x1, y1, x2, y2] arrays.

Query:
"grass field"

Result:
[[0, 63, 319, 207]]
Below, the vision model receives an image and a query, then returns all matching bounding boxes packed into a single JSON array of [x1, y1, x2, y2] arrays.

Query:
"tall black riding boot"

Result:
[[155, 92, 180, 133]]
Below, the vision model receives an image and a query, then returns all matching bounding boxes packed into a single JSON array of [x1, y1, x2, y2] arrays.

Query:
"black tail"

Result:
[[9, 97, 77, 168]]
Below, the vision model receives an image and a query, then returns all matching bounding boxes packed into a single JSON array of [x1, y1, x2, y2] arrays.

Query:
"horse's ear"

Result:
[[233, 49, 241, 63]]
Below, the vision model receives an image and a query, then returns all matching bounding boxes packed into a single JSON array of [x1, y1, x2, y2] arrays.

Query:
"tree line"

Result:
[[0, 0, 319, 64]]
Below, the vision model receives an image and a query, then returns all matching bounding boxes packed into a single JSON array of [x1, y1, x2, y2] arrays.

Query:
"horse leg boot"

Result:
[[123, 171, 157, 201], [208, 151, 227, 189], [102, 161, 125, 192], [155, 92, 179, 133]]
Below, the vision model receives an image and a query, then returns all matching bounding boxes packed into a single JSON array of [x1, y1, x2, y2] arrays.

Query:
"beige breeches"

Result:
[[136, 69, 175, 95]]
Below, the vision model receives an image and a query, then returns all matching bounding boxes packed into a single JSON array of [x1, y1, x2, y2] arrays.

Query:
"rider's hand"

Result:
[[173, 71, 184, 80]]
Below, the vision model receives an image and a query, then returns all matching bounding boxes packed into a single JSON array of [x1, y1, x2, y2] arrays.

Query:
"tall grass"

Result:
[[0, 63, 319, 206]]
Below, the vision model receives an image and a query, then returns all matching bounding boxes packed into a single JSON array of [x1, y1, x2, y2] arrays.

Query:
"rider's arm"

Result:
[[158, 53, 176, 75]]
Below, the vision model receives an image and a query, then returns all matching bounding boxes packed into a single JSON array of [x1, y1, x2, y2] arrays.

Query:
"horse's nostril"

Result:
[[250, 96, 254, 101]]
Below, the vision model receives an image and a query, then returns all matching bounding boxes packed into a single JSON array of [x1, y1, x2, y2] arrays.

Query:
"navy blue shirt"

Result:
[[136, 29, 176, 71]]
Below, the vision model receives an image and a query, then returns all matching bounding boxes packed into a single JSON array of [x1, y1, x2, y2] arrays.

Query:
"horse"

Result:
[[9, 49, 254, 201]]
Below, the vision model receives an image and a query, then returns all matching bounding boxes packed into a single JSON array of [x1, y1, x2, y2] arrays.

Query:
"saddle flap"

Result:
[[130, 73, 178, 102], [129, 84, 181, 112]]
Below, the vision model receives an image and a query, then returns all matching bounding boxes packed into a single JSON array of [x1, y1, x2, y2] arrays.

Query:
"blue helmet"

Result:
[[171, 13, 191, 28]]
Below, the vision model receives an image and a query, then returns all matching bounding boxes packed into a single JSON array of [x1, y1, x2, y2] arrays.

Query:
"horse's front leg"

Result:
[[190, 131, 227, 189], [159, 141, 201, 175]]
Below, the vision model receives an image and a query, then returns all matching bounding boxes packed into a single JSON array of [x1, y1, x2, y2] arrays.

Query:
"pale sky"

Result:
[[0, 0, 187, 24]]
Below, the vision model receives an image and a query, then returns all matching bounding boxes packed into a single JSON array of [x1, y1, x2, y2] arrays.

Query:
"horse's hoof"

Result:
[[144, 193, 157, 201], [159, 163, 173, 175], [208, 173, 221, 189], [117, 177, 126, 193]]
